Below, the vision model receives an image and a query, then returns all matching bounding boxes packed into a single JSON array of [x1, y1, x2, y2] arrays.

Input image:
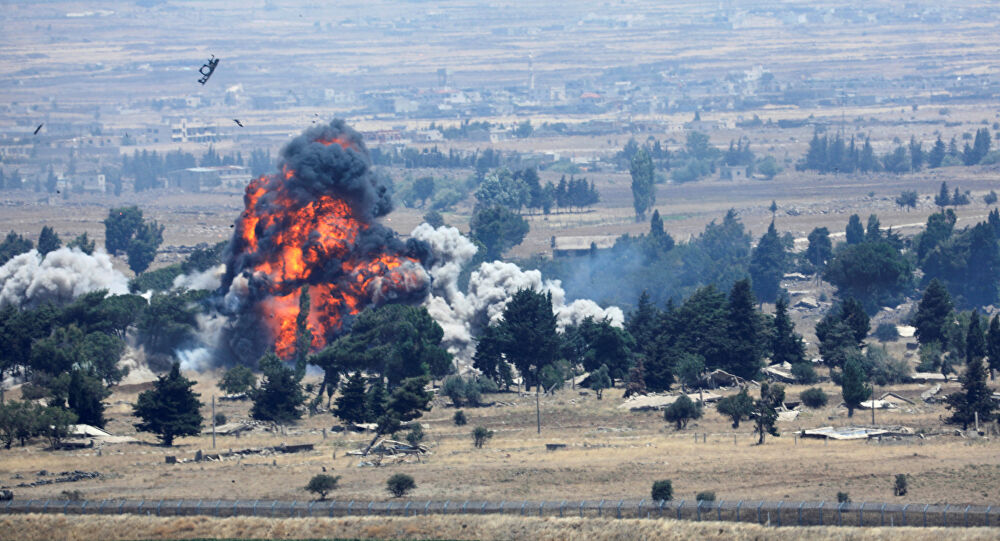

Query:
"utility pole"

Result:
[[212, 395, 216, 449], [535, 368, 541, 434], [871, 378, 876, 426]]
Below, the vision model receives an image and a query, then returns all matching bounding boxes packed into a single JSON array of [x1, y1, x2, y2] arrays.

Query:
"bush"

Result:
[[214, 413, 227, 426], [442, 376, 486, 407], [651, 480, 673, 501], [453, 410, 467, 426], [663, 395, 702, 430], [386, 473, 416, 498], [791, 362, 817, 384], [696, 491, 716, 502], [405, 423, 424, 446], [894, 474, 907, 496], [305, 474, 340, 500], [472, 426, 494, 448], [874, 323, 899, 342], [837, 491, 850, 503], [800, 387, 828, 409]]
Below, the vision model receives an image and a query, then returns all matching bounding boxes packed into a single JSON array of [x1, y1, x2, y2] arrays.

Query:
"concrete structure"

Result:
[[552, 235, 617, 257], [167, 165, 249, 192]]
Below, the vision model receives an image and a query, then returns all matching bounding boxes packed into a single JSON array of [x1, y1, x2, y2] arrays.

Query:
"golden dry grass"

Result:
[[2, 513, 999, 541]]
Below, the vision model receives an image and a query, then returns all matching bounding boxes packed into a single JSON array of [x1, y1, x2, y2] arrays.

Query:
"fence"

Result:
[[1, 497, 997, 528]]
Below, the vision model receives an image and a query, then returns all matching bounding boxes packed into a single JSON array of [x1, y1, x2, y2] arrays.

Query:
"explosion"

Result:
[[220, 120, 430, 360]]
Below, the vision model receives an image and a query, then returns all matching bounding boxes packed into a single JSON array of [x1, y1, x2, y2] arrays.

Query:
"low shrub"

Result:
[[651, 480, 673, 502], [800, 387, 828, 409]]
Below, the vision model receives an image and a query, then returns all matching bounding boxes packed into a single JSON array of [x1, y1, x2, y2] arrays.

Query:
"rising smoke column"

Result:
[[219, 120, 431, 362]]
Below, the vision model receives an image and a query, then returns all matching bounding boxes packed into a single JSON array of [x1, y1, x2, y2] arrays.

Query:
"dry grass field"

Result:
[[4, 512, 1000, 541], [2, 372, 998, 507]]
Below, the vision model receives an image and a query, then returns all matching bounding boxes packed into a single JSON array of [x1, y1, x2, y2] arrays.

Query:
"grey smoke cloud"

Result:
[[0, 247, 129, 308]]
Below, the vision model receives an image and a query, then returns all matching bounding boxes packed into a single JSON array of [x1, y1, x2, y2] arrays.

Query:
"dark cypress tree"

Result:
[[934, 182, 951, 210], [37, 226, 62, 257], [364, 377, 389, 422], [806, 227, 832, 270], [498, 289, 560, 391], [841, 353, 871, 418], [858, 137, 879, 172], [250, 352, 305, 424], [333, 372, 368, 425], [987, 315, 1000, 381], [293, 285, 312, 380], [845, 214, 865, 245], [748, 221, 787, 303], [865, 214, 881, 242], [725, 278, 764, 380], [752, 383, 783, 444], [964, 222, 1000, 307], [771, 297, 806, 366], [132, 363, 203, 446], [913, 279, 953, 349], [946, 312, 996, 429], [67, 369, 109, 428], [649, 210, 665, 237], [928, 135, 946, 168], [839, 298, 870, 344], [909, 136, 924, 171]]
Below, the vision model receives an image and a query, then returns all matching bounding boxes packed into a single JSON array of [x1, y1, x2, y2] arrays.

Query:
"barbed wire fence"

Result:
[[1, 497, 997, 528]]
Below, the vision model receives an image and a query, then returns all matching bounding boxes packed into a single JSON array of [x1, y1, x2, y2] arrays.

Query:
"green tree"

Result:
[[630, 148, 656, 221], [364, 377, 388, 422], [218, 365, 256, 396], [771, 296, 806, 366], [66, 233, 95, 255], [386, 376, 433, 422], [946, 311, 996, 429], [752, 382, 784, 444], [412, 176, 435, 207], [651, 480, 673, 501], [987, 314, 1000, 380], [133, 363, 203, 445], [726, 278, 764, 380], [422, 210, 444, 228], [334, 371, 369, 424], [250, 353, 305, 424], [472, 425, 494, 448], [293, 285, 312, 379], [674, 353, 705, 391], [38, 405, 77, 448], [136, 292, 198, 356], [469, 204, 529, 261], [104, 206, 144, 255], [928, 136, 946, 168], [805, 227, 832, 270], [841, 354, 871, 418], [845, 214, 865, 245], [0, 231, 34, 266], [716, 387, 753, 428], [497, 289, 560, 391], [749, 221, 787, 303], [37, 226, 62, 256], [934, 182, 951, 210], [126, 219, 164, 274], [800, 387, 828, 408], [386, 473, 416, 497], [305, 474, 340, 501], [67, 368, 110, 428], [823, 241, 913, 313], [895, 191, 918, 210], [913, 279, 954, 349], [757, 155, 781, 179], [587, 364, 612, 399], [474, 169, 529, 211], [663, 394, 702, 430]]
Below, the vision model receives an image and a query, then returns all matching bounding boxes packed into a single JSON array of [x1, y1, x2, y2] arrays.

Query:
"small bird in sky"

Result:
[[33, 123, 44, 135], [233, 119, 244, 127]]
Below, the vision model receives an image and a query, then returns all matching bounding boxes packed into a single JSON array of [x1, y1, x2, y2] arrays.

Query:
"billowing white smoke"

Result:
[[411, 224, 624, 363], [0, 247, 129, 308], [172, 264, 225, 292]]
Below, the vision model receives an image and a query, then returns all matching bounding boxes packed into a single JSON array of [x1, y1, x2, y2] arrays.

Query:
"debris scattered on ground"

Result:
[[619, 391, 722, 411], [921, 384, 943, 402], [799, 426, 914, 441], [165, 443, 315, 465], [8, 471, 100, 488]]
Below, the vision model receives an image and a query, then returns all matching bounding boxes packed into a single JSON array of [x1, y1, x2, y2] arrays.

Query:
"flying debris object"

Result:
[[197, 55, 220, 85], [233, 119, 244, 127], [33, 124, 44, 135]]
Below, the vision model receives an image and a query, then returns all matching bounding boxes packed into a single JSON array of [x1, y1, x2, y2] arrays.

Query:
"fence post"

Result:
[[308, 501, 315, 517], [880, 503, 886, 526], [538, 501, 544, 517], [818, 501, 825, 526], [80, 500, 87, 515], [120, 500, 127, 515], [756, 501, 763, 524], [943, 504, 949, 527], [736, 500, 742, 522], [902, 504, 909, 526], [580, 501, 585, 518], [717, 500, 723, 521], [518, 500, 525, 516], [697, 500, 703, 521], [232, 500, 239, 517], [136, 499, 144, 515], [42, 499, 51, 513], [678, 500, 685, 521], [462, 500, 469, 515], [424, 501, 431, 516], [858, 502, 864, 526], [986, 505, 991, 527], [443, 500, 450, 515], [177, 500, 184, 516], [837, 502, 844, 526], [964, 505, 970, 527], [638, 499, 645, 518], [923, 503, 929, 527], [291, 499, 298, 518], [499, 501, 505, 515], [63, 500, 71, 514], [616, 499, 623, 519], [480, 501, 487, 515], [158, 499, 165, 516], [347, 500, 354, 516], [658, 499, 665, 517], [797, 501, 804, 526], [776, 501, 783, 527], [559, 500, 566, 517], [597, 499, 604, 517], [367, 501, 374, 516], [98, 500, 107, 515], [404, 502, 412, 517]]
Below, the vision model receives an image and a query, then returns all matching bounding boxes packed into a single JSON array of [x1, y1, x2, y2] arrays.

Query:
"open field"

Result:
[[4, 512, 1000, 541]]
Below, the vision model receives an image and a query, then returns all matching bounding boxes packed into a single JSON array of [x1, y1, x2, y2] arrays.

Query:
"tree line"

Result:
[[798, 128, 993, 174]]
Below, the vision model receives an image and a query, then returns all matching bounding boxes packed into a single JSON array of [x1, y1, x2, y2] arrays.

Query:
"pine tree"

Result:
[[945, 312, 996, 429], [37, 226, 62, 257], [748, 221, 787, 303], [859, 137, 879, 172], [841, 354, 871, 418], [725, 278, 764, 380], [845, 214, 865, 245], [865, 214, 881, 242], [716, 387, 753, 428], [67, 369, 109, 428], [752, 383, 783, 444], [334, 372, 368, 424], [133, 363, 203, 446], [987, 315, 1000, 380], [934, 182, 951, 210], [928, 135, 946, 168], [771, 297, 806, 366], [630, 148, 655, 221], [913, 279, 953, 349], [250, 352, 305, 424], [806, 227, 832, 269], [364, 377, 388, 422]]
